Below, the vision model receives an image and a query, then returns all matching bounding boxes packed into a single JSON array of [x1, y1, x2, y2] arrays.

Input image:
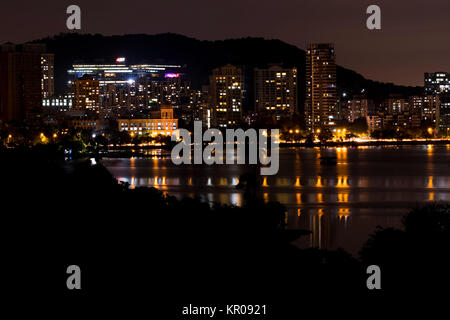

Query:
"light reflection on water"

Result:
[[104, 145, 450, 256]]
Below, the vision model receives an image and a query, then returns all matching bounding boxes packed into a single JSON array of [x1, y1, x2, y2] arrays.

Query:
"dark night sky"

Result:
[[1, 0, 449, 86]]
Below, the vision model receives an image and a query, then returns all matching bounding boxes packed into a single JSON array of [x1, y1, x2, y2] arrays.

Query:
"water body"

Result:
[[103, 145, 450, 256]]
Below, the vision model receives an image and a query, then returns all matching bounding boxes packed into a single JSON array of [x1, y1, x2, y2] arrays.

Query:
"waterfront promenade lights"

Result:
[[334, 128, 347, 141], [40, 133, 48, 143], [314, 128, 321, 142]]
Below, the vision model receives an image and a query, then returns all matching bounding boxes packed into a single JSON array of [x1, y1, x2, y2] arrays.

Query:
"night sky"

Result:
[[1, 0, 449, 86]]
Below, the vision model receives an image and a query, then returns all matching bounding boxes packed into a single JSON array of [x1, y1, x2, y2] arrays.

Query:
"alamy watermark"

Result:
[[366, 5, 381, 30], [66, 265, 81, 290], [66, 5, 81, 30], [171, 121, 279, 176], [366, 265, 381, 290]]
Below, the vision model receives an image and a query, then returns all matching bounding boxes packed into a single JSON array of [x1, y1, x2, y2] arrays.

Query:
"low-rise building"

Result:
[[118, 105, 178, 137], [70, 119, 99, 130]]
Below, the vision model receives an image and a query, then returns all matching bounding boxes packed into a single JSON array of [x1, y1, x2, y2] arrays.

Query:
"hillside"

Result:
[[31, 33, 423, 111]]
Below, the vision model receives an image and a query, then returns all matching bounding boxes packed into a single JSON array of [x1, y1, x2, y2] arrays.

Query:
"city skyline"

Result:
[[2, 1, 450, 86], [1, 40, 449, 135], [1, 2, 450, 309]]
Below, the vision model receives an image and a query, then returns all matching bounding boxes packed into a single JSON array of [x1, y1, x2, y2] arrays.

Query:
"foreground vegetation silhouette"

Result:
[[1, 146, 449, 314]]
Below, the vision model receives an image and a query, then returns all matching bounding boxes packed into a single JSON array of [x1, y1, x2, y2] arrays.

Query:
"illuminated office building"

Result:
[[134, 76, 191, 108], [68, 58, 184, 87], [68, 58, 188, 110]]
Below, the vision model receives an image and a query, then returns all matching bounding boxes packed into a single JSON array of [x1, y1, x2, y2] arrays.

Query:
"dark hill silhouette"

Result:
[[30, 33, 423, 112]]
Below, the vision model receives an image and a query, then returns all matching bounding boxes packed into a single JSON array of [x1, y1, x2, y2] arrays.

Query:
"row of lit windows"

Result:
[[121, 122, 176, 127]]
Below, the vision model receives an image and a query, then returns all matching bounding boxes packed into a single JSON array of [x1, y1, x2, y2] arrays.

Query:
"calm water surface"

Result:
[[103, 145, 450, 255]]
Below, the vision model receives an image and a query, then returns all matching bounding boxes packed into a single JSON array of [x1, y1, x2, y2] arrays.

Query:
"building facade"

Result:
[[254, 65, 297, 117], [72, 75, 100, 111], [0, 43, 47, 122], [425, 72, 450, 95], [341, 97, 371, 123], [42, 95, 73, 111], [209, 64, 243, 128], [409, 95, 440, 128], [41, 53, 54, 99], [118, 105, 178, 137], [385, 95, 408, 115], [305, 43, 337, 131]]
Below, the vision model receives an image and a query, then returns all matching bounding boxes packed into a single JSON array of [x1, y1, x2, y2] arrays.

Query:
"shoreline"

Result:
[[279, 139, 450, 148], [97, 140, 450, 158]]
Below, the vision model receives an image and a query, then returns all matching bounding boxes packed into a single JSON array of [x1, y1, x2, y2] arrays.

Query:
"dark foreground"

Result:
[[1, 146, 450, 317]]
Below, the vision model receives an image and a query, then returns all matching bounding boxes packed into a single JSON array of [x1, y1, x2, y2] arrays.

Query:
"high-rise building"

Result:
[[209, 64, 243, 128], [422, 95, 440, 126], [385, 94, 408, 115], [425, 72, 450, 95], [424, 73, 449, 133], [439, 100, 450, 133], [409, 96, 425, 115], [341, 97, 371, 123], [366, 114, 383, 133], [305, 43, 337, 131], [409, 95, 440, 127], [254, 65, 297, 117], [41, 53, 54, 99], [72, 75, 100, 111], [0, 43, 47, 122]]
